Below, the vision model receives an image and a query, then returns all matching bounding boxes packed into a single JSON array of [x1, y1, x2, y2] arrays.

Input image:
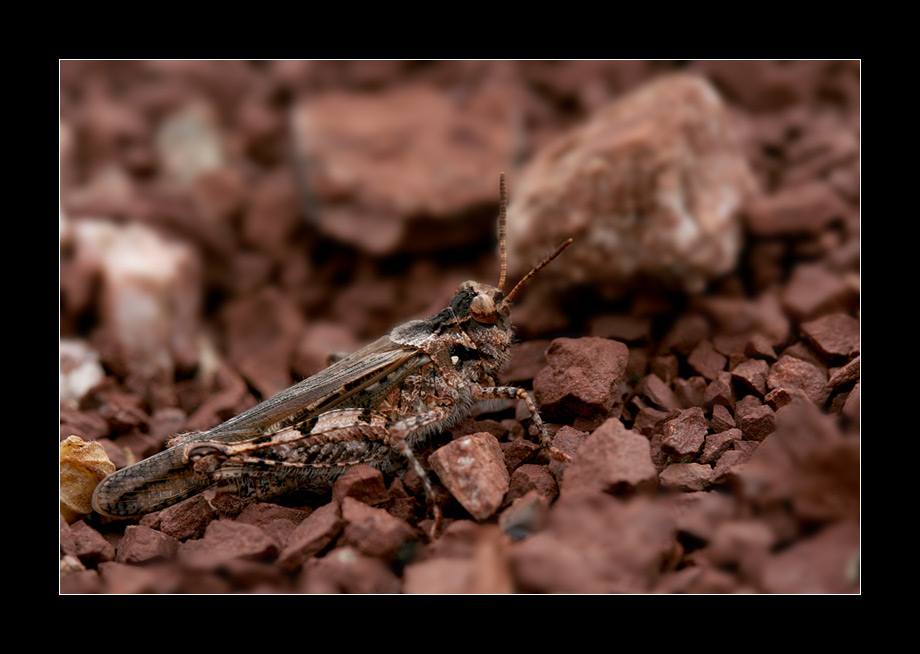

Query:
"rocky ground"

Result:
[[59, 60, 860, 594]]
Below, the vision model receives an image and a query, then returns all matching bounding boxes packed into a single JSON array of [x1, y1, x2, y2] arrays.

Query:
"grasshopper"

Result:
[[92, 174, 572, 530]]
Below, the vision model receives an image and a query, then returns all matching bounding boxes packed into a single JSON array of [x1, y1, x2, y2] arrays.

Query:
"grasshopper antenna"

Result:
[[504, 238, 573, 305], [497, 172, 508, 292]]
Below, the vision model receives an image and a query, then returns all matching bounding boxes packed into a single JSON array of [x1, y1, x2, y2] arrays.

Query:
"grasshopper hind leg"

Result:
[[91, 445, 215, 518], [193, 419, 399, 509], [205, 446, 399, 508]]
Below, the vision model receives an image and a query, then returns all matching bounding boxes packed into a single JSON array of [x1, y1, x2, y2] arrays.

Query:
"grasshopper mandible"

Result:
[[92, 173, 572, 529]]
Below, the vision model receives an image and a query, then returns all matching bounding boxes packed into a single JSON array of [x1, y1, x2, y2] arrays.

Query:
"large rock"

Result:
[[292, 85, 512, 255], [506, 74, 757, 296]]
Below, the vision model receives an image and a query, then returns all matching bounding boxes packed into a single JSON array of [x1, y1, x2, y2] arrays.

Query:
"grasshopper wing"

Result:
[[91, 336, 426, 517]]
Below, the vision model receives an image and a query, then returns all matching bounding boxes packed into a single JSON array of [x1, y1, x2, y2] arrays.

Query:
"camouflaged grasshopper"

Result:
[[92, 174, 572, 529]]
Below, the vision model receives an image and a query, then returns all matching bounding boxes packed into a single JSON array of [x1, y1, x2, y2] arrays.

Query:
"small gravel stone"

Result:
[[765, 387, 795, 410], [659, 463, 713, 491], [826, 355, 860, 389], [156, 495, 215, 540], [661, 407, 708, 459], [703, 371, 736, 411], [501, 437, 541, 471], [800, 312, 860, 361], [562, 418, 658, 495], [634, 405, 671, 436], [533, 337, 629, 422], [116, 525, 180, 564], [177, 520, 277, 570], [731, 357, 770, 396], [710, 404, 736, 433], [277, 502, 342, 571], [688, 340, 727, 381], [341, 496, 416, 559], [332, 465, 390, 507], [70, 520, 116, 566], [734, 396, 776, 441], [700, 428, 743, 465], [674, 376, 707, 409], [428, 433, 510, 521], [506, 464, 558, 505], [744, 333, 778, 360], [711, 444, 758, 485], [767, 355, 830, 406], [642, 374, 681, 412]]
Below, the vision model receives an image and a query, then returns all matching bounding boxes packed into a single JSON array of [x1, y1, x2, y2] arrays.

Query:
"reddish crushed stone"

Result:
[[60, 60, 859, 594]]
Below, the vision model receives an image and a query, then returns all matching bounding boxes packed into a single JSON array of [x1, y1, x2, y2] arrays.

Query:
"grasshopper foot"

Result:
[[427, 504, 444, 540], [548, 446, 572, 463]]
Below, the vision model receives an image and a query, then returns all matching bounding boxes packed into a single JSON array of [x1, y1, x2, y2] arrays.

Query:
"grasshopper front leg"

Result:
[[473, 385, 571, 462]]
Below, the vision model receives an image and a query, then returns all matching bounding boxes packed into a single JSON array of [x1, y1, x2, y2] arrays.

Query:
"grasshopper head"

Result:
[[454, 172, 572, 326], [443, 174, 572, 374], [451, 235, 572, 348], [393, 174, 572, 381]]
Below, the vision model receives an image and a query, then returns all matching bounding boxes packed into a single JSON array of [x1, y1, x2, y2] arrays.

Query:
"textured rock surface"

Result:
[[562, 418, 658, 495], [340, 497, 416, 559], [177, 520, 278, 570], [292, 85, 512, 255], [428, 433, 510, 521], [801, 313, 860, 360], [116, 525, 180, 564], [767, 355, 830, 406], [660, 407, 708, 459], [659, 463, 713, 492], [277, 502, 342, 571], [534, 337, 629, 423], [506, 74, 757, 296], [509, 494, 677, 593]]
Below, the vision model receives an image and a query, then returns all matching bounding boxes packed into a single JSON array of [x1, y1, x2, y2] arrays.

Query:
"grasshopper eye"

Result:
[[470, 294, 498, 324]]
